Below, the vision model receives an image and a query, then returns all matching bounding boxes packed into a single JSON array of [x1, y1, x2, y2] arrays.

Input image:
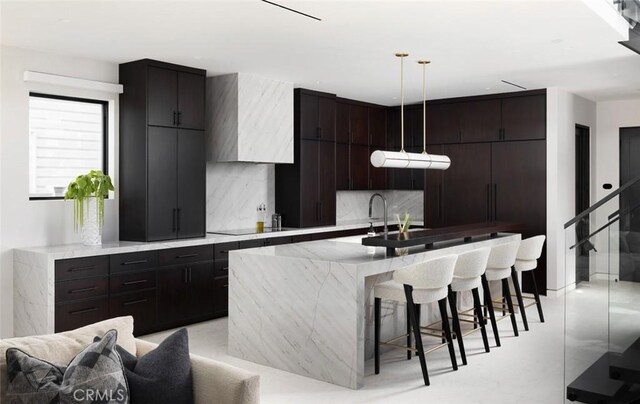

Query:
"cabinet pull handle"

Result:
[[121, 260, 147, 266], [177, 208, 181, 232], [69, 307, 98, 316], [486, 184, 491, 221], [188, 267, 192, 283], [173, 111, 177, 125], [222, 284, 229, 288], [183, 268, 188, 283], [68, 265, 95, 273], [172, 208, 177, 232], [69, 286, 97, 294], [493, 184, 498, 221], [123, 279, 148, 286], [319, 202, 323, 222], [177, 111, 182, 126], [316, 127, 322, 139], [438, 183, 443, 220], [222, 267, 229, 271], [123, 299, 148, 307], [176, 253, 198, 259]]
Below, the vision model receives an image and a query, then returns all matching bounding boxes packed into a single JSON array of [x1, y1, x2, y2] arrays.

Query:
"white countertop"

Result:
[[14, 218, 422, 260]]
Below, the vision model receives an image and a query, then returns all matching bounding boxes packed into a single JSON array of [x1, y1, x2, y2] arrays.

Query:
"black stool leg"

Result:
[[406, 304, 412, 360], [438, 298, 458, 371], [530, 270, 545, 323], [472, 287, 490, 353], [511, 267, 529, 331], [502, 278, 519, 337], [375, 297, 381, 374], [482, 274, 501, 347], [404, 285, 430, 386], [448, 287, 467, 365]]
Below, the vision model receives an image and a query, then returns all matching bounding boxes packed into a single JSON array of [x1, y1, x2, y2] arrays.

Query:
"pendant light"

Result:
[[370, 54, 451, 170]]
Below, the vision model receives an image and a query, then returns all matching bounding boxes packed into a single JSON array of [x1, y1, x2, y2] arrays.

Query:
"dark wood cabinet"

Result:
[[369, 147, 386, 190], [336, 143, 350, 190], [157, 266, 189, 325], [369, 107, 387, 147], [459, 99, 501, 143], [442, 143, 492, 226], [187, 262, 216, 318], [336, 101, 350, 144], [276, 89, 336, 228], [147, 67, 205, 130], [501, 94, 546, 141], [120, 59, 206, 242], [427, 102, 460, 145], [350, 104, 369, 145], [350, 144, 369, 190], [424, 145, 444, 228]]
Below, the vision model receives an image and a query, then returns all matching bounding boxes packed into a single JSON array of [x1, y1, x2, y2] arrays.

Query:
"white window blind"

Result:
[[29, 94, 106, 198]]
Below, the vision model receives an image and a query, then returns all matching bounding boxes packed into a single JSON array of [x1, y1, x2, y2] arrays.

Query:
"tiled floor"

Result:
[[143, 292, 567, 404]]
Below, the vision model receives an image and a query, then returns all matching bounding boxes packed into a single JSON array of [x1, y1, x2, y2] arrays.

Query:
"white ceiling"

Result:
[[2, 0, 640, 105]]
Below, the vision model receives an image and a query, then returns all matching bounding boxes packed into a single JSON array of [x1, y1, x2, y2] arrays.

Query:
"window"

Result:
[[29, 93, 108, 199]]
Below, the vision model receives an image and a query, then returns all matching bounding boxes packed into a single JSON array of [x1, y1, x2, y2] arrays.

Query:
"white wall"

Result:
[[546, 88, 597, 292], [0, 46, 119, 337]]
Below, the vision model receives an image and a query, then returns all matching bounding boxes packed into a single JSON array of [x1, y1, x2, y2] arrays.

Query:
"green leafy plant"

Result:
[[64, 170, 114, 231], [396, 213, 412, 237]]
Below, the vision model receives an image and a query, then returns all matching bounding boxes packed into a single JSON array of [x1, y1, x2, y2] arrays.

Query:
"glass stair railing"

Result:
[[564, 175, 640, 403]]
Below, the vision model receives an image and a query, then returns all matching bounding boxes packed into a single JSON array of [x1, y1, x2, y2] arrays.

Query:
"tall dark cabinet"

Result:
[[276, 89, 336, 228], [424, 89, 547, 294], [119, 59, 206, 241]]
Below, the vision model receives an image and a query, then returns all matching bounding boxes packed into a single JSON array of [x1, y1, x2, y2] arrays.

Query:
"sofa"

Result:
[[0, 316, 260, 404]]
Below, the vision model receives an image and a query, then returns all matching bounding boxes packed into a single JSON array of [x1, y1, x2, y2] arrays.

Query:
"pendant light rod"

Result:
[[418, 60, 430, 154], [395, 52, 408, 152]]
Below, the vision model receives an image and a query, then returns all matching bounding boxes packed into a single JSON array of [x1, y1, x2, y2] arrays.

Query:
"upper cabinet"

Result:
[[425, 90, 547, 144], [119, 59, 206, 242], [206, 73, 294, 163]]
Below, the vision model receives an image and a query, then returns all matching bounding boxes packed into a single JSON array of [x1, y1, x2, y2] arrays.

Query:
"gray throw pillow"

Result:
[[104, 328, 193, 404], [5, 329, 129, 404]]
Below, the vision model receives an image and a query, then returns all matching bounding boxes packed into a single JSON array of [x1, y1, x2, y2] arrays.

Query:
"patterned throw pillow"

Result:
[[5, 329, 129, 404]]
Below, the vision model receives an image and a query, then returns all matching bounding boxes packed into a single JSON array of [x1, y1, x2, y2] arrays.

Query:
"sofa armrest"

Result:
[[134, 339, 259, 404]]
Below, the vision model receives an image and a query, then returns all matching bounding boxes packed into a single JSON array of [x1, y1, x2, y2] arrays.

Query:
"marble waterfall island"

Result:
[[228, 232, 521, 389]]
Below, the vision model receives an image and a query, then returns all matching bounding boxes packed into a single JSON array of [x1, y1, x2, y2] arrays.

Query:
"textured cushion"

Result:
[[5, 329, 129, 404], [0, 316, 136, 402], [450, 275, 481, 292], [374, 280, 447, 304], [113, 328, 193, 404], [485, 267, 511, 281], [514, 258, 537, 272]]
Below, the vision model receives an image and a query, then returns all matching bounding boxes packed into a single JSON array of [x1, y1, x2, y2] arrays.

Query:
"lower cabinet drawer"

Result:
[[55, 298, 109, 333], [55, 277, 109, 303], [214, 277, 229, 314], [214, 260, 229, 277], [110, 270, 157, 294], [110, 290, 157, 335]]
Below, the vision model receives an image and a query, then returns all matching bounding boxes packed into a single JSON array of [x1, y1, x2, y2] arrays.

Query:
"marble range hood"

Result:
[[206, 73, 294, 164]]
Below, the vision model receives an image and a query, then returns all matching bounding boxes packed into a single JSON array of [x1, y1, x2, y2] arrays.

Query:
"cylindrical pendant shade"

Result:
[[370, 150, 450, 170]]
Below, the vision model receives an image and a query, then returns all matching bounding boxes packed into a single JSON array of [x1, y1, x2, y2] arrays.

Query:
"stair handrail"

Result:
[[564, 175, 640, 229]]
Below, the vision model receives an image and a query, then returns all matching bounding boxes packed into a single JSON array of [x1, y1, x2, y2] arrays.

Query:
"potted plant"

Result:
[[396, 213, 412, 256], [64, 170, 114, 246]]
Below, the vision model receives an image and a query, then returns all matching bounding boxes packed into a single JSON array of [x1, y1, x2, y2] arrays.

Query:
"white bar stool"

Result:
[[449, 247, 492, 364], [373, 254, 458, 386], [511, 235, 547, 331], [483, 240, 521, 345]]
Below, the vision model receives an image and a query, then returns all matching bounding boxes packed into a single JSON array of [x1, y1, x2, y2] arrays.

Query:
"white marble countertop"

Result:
[[14, 218, 422, 260]]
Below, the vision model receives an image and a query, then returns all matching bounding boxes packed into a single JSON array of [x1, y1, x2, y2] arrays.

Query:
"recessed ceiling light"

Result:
[[316, 81, 321, 84], [485, 87, 492, 90], [194, 56, 202, 60], [58, 18, 71, 23]]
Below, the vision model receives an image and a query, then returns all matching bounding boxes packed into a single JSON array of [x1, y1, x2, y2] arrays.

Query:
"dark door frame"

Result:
[[575, 124, 590, 284]]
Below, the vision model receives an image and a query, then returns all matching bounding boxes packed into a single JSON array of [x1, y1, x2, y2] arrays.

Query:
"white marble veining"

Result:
[[206, 162, 276, 231], [206, 73, 293, 164], [12, 219, 409, 337], [337, 190, 424, 223], [228, 233, 520, 389]]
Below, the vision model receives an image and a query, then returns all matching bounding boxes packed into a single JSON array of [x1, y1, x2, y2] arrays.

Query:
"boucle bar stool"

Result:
[[374, 254, 458, 386], [511, 235, 547, 331], [448, 247, 492, 363], [483, 240, 521, 346]]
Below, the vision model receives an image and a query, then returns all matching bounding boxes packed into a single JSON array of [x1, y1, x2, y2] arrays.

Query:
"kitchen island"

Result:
[[228, 231, 521, 389]]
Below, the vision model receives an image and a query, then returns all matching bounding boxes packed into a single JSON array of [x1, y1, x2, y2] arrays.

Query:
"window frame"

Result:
[[28, 92, 109, 201]]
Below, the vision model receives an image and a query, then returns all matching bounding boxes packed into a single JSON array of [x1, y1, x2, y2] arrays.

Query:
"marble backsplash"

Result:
[[206, 162, 275, 231], [206, 162, 424, 231], [336, 190, 424, 223]]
